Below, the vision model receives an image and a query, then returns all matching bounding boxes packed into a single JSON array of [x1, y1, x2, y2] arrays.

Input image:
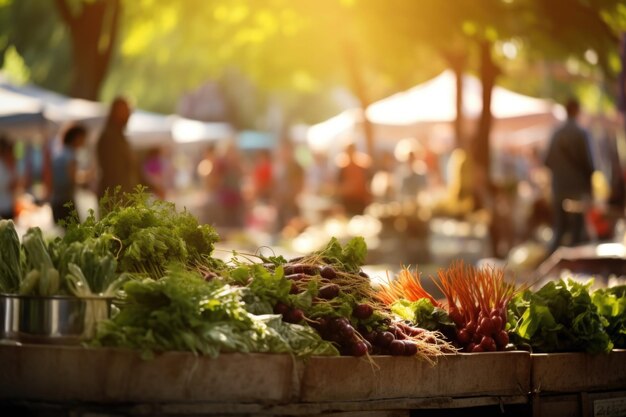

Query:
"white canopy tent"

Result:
[[0, 75, 234, 149], [307, 70, 564, 152]]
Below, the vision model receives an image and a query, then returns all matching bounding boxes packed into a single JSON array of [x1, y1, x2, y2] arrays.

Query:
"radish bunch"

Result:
[[435, 261, 516, 352], [267, 258, 453, 359]]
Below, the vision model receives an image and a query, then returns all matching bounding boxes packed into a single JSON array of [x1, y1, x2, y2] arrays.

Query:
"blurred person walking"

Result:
[[213, 142, 244, 229], [274, 141, 304, 233], [252, 149, 273, 203], [371, 151, 397, 203], [397, 150, 428, 203], [544, 98, 594, 253], [97, 97, 139, 198], [336, 143, 372, 216], [0, 136, 17, 220], [51, 124, 88, 224], [197, 144, 218, 225]]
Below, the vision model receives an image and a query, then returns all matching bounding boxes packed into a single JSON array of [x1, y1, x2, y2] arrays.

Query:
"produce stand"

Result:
[[530, 350, 626, 417], [0, 344, 531, 416]]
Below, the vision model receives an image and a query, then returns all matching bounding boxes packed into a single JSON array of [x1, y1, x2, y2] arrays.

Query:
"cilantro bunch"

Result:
[[61, 187, 219, 277]]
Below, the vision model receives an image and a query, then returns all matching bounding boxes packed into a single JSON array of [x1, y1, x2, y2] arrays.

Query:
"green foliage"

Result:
[[592, 285, 626, 349], [62, 187, 219, 277], [391, 298, 455, 333], [93, 266, 338, 358], [509, 279, 613, 353], [317, 236, 367, 274]]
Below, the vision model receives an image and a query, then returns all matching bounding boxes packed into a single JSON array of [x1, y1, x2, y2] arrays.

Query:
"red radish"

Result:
[[389, 340, 405, 356], [289, 282, 300, 294], [330, 317, 350, 330], [495, 330, 509, 348], [457, 328, 471, 345], [403, 341, 418, 356], [465, 321, 477, 334], [311, 317, 328, 332], [285, 273, 309, 282], [320, 265, 337, 279], [351, 341, 368, 356], [375, 331, 395, 347], [491, 315, 503, 331], [363, 340, 373, 353], [352, 303, 374, 319], [284, 264, 320, 276], [480, 317, 494, 335], [465, 342, 476, 352], [273, 302, 290, 315], [472, 345, 485, 353], [318, 284, 340, 300], [339, 324, 355, 339], [283, 308, 304, 323], [475, 325, 486, 337], [480, 336, 496, 351]]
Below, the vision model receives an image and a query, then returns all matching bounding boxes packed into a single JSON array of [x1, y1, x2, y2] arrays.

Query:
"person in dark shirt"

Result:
[[51, 124, 87, 224], [544, 98, 594, 253], [97, 97, 139, 198]]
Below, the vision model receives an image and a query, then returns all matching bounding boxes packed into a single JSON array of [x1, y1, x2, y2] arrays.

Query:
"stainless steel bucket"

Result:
[[0, 294, 112, 344]]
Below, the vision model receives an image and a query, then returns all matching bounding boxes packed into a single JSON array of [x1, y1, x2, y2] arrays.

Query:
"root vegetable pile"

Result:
[[377, 261, 519, 352], [224, 238, 454, 361]]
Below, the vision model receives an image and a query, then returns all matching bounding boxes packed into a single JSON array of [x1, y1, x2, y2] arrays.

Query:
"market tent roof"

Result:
[[0, 84, 48, 137], [0, 75, 236, 149], [0, 74, 106, 127], [171, 117, 234, 144], [126, 110, 175, 149], [366, 70, 562, 125], [307, 70, 563, 151]]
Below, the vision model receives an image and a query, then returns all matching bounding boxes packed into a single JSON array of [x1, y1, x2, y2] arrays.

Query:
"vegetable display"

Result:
[[225, 239, 455, 361], [94, 267, 338, 359], [1, 187, 625, 360]]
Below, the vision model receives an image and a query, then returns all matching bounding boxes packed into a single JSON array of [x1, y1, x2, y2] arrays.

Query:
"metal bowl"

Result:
[[0, 294, 113, 345]]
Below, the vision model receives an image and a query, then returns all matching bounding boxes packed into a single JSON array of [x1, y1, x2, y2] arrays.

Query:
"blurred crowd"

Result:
[[1, 96, 625, 265]]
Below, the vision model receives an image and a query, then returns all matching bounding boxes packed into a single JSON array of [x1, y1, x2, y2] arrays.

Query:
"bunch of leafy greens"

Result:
[[592, 285, 626, 349], [0, 219, 22, 293], [93, 266, 338, 358], [62, 187, 219, 277], [316, 237, 367, 274], [391, 298, 456, 338], [509, 279, 612, 353]]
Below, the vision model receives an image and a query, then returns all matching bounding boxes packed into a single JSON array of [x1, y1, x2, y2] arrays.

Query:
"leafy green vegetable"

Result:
[[93, 266, 338, 358], [391, 298, 455, 333], [0, 219, 22, 293], [317, 237, 367, 273], [22, 227, 53, 272], [61, 187, 219, 278], [509, 279, 613, 353], [592, 285, 626, 349], [51, 237, 119, 294]]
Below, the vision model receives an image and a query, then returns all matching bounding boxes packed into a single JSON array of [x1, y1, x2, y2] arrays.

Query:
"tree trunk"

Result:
[[472, 40, 499, 180], [343, 41, 375, 159], [54, 0, 120, 100], [443, 50, 468, 150]]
